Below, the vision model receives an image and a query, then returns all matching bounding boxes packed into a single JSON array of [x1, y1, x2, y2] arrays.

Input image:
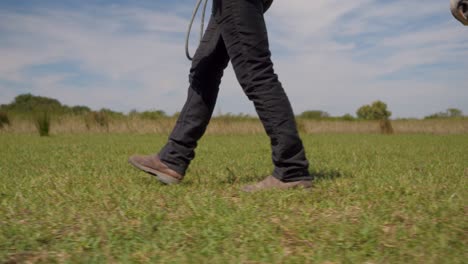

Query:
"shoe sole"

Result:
[[128, 158, 181, 185]]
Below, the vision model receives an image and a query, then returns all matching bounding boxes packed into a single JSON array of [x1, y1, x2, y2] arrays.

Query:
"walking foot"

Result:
[[128, 154, 183, 185]]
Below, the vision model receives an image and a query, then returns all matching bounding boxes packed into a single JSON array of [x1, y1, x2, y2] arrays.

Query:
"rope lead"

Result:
[[185, 0, 209, 61]]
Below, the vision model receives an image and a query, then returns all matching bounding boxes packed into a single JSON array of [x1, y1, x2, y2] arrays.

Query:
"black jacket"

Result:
[[264, 0, 273, 11]]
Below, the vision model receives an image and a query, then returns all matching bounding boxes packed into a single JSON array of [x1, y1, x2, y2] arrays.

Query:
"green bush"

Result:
[[70, 105, 91, 115], [6, 93, 63, 113], [85, 111, 109, 130], [0, 112, 10, 129], [425, 108, 464, 119], [35, 112, 50, 136], [139, 110, 167, 120], [99, 108, 124, 119], [357, 101, 393, 134], [341, 114, 355, 121], [379, 119, 394, 134], [357, 101, 392, 120]]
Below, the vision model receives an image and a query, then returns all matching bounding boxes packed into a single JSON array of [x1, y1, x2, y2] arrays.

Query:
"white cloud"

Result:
[[265, 0, 468, 117], [0, 7, 192, 112]]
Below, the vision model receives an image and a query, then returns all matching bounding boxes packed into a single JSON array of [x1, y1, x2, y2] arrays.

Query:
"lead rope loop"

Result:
[[185, 0, 209, 61]]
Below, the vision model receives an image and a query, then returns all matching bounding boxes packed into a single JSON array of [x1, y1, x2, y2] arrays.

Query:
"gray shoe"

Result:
[[242, 175, 312, 192], [128, 154, 183, 185]]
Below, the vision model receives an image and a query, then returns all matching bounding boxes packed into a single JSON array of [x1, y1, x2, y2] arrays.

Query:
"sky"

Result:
[[0, 0, 467, 118]]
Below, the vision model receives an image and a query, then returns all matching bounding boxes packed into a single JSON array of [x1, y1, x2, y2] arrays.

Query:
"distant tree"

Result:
[[341, 114, 355, 121], [356, 101, 392, 120], [70, 105, 91, 115], [4, 93, 63, 113], [425, 112, 447, 119], [425, 108, 463, 119], [128, 109, 167, 119], [447, 108, 463, 117], [99, 108, 124, 118], [356, 105, 372, 120], [299, 110, 330, 119], [357, 100, 393, 134], [139, 110, 167, 120]]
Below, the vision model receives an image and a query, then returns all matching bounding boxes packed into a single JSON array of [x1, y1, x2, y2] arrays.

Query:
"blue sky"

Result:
[[0, 0, 467, 118]]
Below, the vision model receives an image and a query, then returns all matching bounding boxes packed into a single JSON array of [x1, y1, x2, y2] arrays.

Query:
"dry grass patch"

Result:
[[2, 116, 468, 135]]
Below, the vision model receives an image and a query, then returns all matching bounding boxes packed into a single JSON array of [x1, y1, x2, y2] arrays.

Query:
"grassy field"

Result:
[[0, 133, 467, 263]]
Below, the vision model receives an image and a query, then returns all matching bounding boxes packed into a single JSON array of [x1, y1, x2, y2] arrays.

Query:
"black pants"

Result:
[[159, 0, 311, 182]]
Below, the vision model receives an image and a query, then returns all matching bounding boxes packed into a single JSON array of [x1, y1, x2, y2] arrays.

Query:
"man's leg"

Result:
[[158, 17, 230, 176], [214, 0, 311, 182]]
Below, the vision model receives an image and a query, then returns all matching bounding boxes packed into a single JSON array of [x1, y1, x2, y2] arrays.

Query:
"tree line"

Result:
[[0, 93, 465, 122]]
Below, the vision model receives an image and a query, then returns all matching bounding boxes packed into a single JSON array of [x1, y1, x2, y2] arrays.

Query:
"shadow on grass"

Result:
[[310, 169, 343, 182], [218, 168, 344, 185], [134, 166, 345, 186]]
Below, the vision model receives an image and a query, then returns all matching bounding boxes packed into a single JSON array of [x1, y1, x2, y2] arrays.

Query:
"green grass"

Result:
[[0, 133, 467, 263]]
